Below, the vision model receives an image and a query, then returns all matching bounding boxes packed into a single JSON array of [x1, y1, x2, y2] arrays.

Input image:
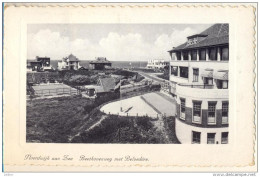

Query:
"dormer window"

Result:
[[187, 34, 208, 46], [187, 38, 198, 45]]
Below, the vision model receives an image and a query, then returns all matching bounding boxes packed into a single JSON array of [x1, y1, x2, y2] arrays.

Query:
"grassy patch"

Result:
[[73, 115, 165, 144], [162, 116, 180, 144], [26, 96, 94, 143]]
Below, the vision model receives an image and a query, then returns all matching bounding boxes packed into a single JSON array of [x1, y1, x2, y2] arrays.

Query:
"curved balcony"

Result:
[[176, 83, 228, 99]]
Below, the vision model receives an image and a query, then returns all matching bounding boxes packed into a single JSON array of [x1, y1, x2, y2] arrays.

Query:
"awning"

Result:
[[201, 70, 213, 78], [213, 71, 229, 80]]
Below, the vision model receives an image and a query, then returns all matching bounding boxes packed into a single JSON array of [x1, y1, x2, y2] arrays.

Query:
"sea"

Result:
[[49, 60, 148, 69]]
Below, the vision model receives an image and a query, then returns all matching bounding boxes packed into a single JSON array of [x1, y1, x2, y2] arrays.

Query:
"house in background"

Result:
[[58, 54, 81, 70], [168, 23, 229, 144], [146, 59, 169, 70], [89, 57, 112, 70], [27, 56, 52, 72]]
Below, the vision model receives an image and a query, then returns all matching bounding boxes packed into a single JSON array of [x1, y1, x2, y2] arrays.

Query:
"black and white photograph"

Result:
[[26, 23, 229, 144]]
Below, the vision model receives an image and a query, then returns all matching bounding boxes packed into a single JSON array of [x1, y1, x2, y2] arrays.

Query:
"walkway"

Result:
[[100, 95, 158, 117], [141, 92, 176, 117], [138, 72, 166, 82], [100, 92, 176, 118]]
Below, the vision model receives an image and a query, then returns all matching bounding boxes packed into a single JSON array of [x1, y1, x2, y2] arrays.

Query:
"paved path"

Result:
[[100, 95, 158, 117], [137, 72, 167, 83], [141, 92, 176, 117]]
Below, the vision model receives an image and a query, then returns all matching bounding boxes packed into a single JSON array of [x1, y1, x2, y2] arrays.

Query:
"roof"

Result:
[[169, 24, 229, 52], [84, 85, 104, 93], [89, 57, 111, 64], [64, 54, 80, 62], [187, 34, 208, 39], [36, 56, 50, 61], [98, 77, 116, 92], [29, 61, 42, 64]]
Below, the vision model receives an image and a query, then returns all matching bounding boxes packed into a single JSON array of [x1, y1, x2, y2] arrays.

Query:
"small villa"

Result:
[[58, 54, 81, 70], [89, 57, 112, 70], [27, 56, 52, 72]]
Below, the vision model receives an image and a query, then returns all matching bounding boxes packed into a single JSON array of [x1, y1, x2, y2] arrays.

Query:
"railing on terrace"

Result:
[[178, 84, 214, 89]]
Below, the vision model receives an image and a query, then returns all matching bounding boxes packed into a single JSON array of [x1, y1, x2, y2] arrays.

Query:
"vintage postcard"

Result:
[[3, 3, 257, 172]]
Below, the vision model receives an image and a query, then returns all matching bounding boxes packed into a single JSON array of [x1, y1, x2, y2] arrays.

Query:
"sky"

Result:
[[27, 24, 212, 61]]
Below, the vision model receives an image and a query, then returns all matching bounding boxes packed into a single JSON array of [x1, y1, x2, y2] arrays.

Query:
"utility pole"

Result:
[[120, 78, 122, 112]]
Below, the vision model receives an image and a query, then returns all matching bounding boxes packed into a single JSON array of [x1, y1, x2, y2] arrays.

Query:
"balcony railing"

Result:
[[178, 84, 214, 89]]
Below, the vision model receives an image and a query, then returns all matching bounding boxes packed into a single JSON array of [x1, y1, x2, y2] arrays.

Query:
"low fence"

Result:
[[121, 85, 148, 94], [34, 87, 79, 96], [101, 109, 161, 121]]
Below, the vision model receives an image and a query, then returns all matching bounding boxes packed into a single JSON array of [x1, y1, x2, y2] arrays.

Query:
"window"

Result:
[[180, 67, 189, 78], [221, 132, 228, 144], [223, 80, 228, 89], [217, 80, 228, 89], [221, 46, 229, 61], [199, 49, 206, 60], [209, 47, 217, 61], [204, 77, 213, 85], [192, 131, 201, 144], [171, 66, 178, 76], [176, 52, 181, 60], [193, 101, 201, 123], [183, 51, 189, 60], [180, 98, 185, 120], [208, 102, 217, 124], [193, 68, 199, 82], [222, 102, 229, 124], [191, 50, 197, 60], [207, 133, 216, 144]]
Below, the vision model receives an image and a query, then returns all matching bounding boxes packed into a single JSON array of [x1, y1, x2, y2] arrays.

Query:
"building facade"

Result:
[[146, 59, 169, 70], [168, 24, 229, 144], [58, 54, 81, 70]]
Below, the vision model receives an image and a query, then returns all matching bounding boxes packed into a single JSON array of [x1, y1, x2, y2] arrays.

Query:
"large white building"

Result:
[[168, 24, 229, 144], [146, 59, 169, 70]]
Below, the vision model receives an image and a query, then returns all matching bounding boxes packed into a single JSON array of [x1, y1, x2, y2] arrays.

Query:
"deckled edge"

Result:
[[2, 3, 257, 169]]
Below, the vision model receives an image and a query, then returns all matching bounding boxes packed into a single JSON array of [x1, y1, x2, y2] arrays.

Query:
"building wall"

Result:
[[169, 46, 229, 144], [176, 118, 229, 144], [170, 61, 228, 84], [175, 78, 229, 144], [176, 102, 228, 128], [58, 61, 66, 70], [176, 84, 228, 101]]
